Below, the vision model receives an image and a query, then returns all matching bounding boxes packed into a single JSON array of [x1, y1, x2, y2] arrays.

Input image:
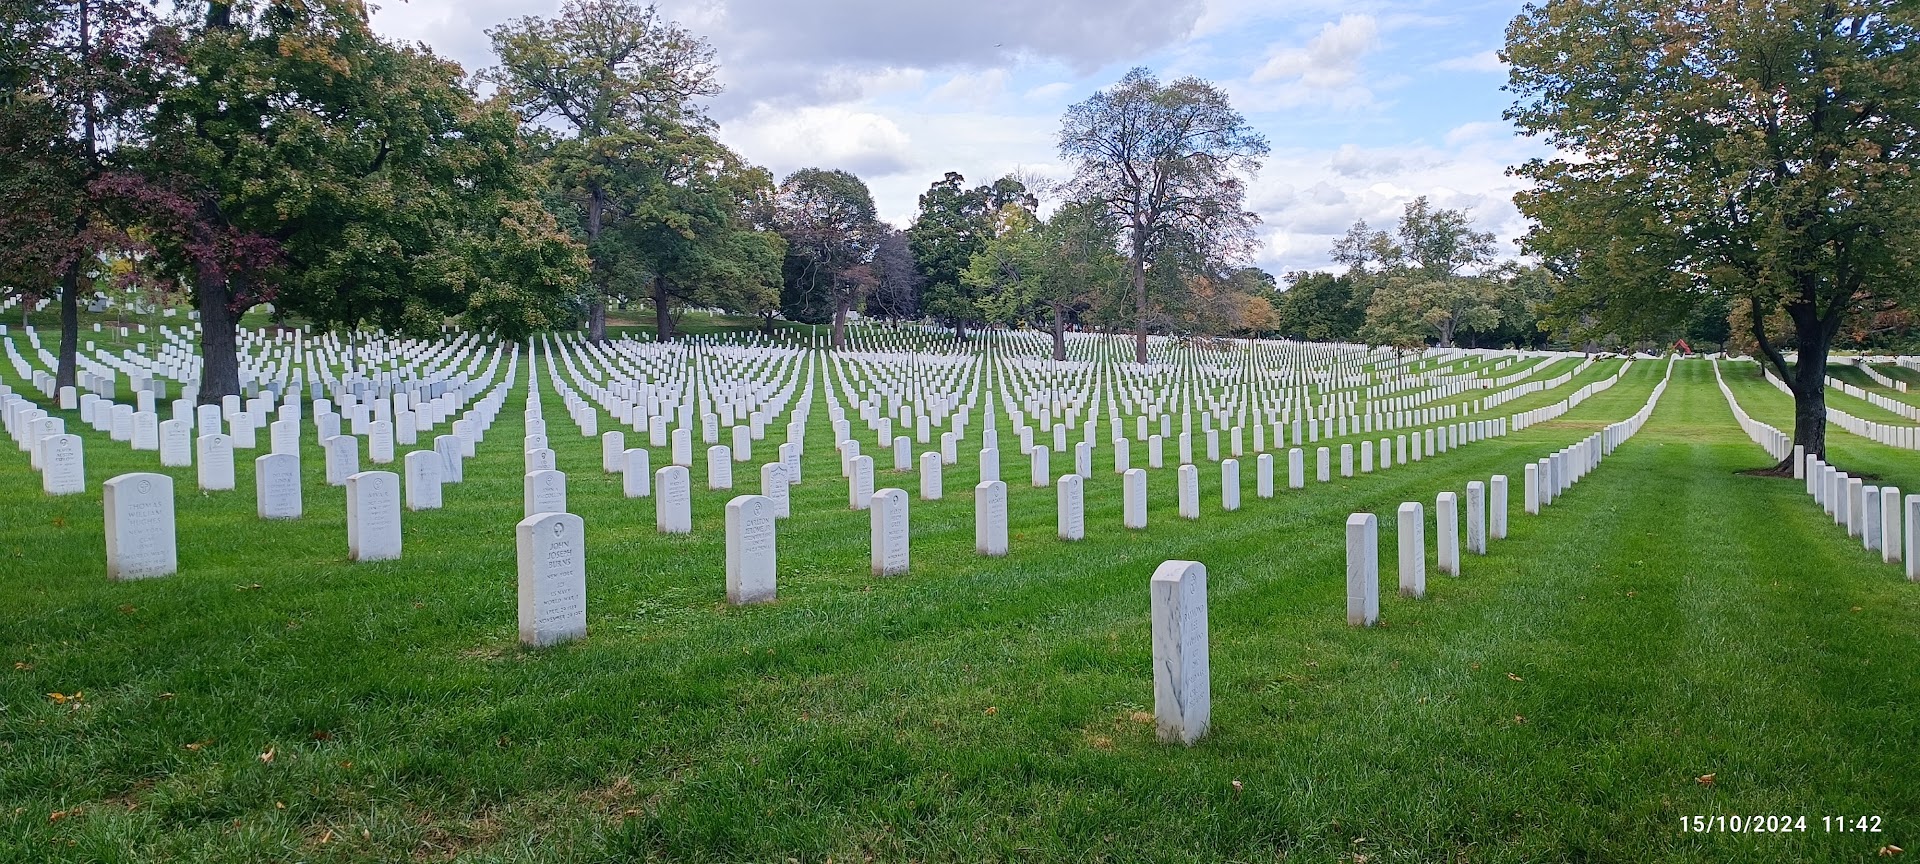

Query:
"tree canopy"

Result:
[[1058, 67, 1269, 362], [774, 167, 881, 349], [486, 0, 720, 342], [1506, 0, 1920, 461]]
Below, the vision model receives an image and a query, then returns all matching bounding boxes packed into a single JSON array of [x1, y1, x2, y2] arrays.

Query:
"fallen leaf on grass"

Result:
[[183, 740, 211, 751], [1507, 672, 1524, 682], [234, 583, 261, 591], [258, 747, 275, 764], [1851, 606, 1863, 613], [983, 706, 998, 716], [1879, 845, 1902, 857], [117, 604, 135, 614], [310, 730, 332, 741], [46, 692, 82, 704], [1128, 711, 1154, 725], [156, 692, 174, 701], [49, 808, 75, 823], [1514, 715, 1527, 724], [1231, 780, 1244, 796], [13, 662, 31, 671], [1696, 773, 1715, 786], [319, 828, 333, 845]]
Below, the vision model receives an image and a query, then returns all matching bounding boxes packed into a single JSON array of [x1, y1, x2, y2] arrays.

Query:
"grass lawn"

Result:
[[2, 351, 1916, 863]]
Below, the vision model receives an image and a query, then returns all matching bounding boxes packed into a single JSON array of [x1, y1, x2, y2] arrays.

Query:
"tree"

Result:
[[1506, 0, 1920, 464], [487, 0, 719, 342], [1330, 198, 1506, 348], [866, 228, 921, 323], [1489, 264, 1557, 348], [1058, 67, 1268, 363], [139, 0, 581, 402], [962, 203, 1044, 330], [907, 171, 1035, 340], [607, 118, 782, 341], [0, 0, 160, 390], [774, 168, 880, 349], [1330, 219, 1397, 274], [440, 196, 590, 342], [1362, 275, 1504, 349], [1396, 196, 1497, 277], [1032, 198, 1124, 360], [1274, 271, 1367, 342]]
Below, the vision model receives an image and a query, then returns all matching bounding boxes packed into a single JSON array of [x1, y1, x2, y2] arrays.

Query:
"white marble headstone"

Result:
[[1150, 559, 1210, 745], [42, 434, 83, 496], [870, 488, 910, 576], [655, 465, 692, 534], [517, 511, 587, 647], [1124, 468, 1148, 530], [725, 494, 778, 604], [975, 479, 1008, 556], [1057, 473, 1085, 541], [105, 473, 176, 580], [196, 433, 235, 491], [1346, 512, 1379, 627], [255, 452, 302, 519], [1397, 502, 1425, 599], [404, 449, 443, 511], [346, 471, 402, 562]]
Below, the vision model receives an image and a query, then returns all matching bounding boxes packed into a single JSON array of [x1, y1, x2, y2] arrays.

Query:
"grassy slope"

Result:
[[1722, 361, 1920, 493], [1, 354, 1915, 863]]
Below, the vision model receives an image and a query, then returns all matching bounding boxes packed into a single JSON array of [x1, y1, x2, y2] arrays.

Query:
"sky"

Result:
[[366, 0, 1552, 276]]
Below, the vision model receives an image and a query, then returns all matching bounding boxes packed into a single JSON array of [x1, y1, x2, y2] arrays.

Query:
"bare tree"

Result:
[[1057, 67, 1268, 363]]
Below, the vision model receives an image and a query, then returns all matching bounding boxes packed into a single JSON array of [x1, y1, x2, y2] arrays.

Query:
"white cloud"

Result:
[[720, 106, 916, 181], [650, 0, 1203, 116], [1436, 49, 1504, 73], [1245, 14, 1380, 110], [1444, 121, 1510, 147], [1244, 131, 1552, 275], [1192, 0, 1349, 39], [927, 70, 1011, 109], [1024, 82, 1076, 102]]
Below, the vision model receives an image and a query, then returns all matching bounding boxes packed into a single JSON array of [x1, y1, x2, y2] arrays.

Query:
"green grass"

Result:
[[1, 354, 1916, 863], [1721, 361, 1920, 492]]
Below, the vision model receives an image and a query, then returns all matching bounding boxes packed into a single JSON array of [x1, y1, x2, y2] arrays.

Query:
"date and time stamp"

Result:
[[1680, 815, 1887, 835]]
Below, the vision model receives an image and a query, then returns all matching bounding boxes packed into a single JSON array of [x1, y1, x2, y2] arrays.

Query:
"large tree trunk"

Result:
[[652, 275, 674, 341], [194, 263, 242, 405], [1129, 238, 1149, 364], [831, 291, 849, 350], [1784, 307, 1839, 464], [1788, 343, 1829, 463], [1051, 300, 1066, 361], [1753, 295, 1838, 467], [56, 259, 80, 390], [585, 185, 607, 343], [953, 316, 967, 342], [760, 309, 775, 336], [588, 299, 607, 343]]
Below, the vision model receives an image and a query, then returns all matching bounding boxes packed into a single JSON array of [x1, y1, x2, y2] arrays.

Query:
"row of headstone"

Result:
[[1805, 452, 1916, 579]]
